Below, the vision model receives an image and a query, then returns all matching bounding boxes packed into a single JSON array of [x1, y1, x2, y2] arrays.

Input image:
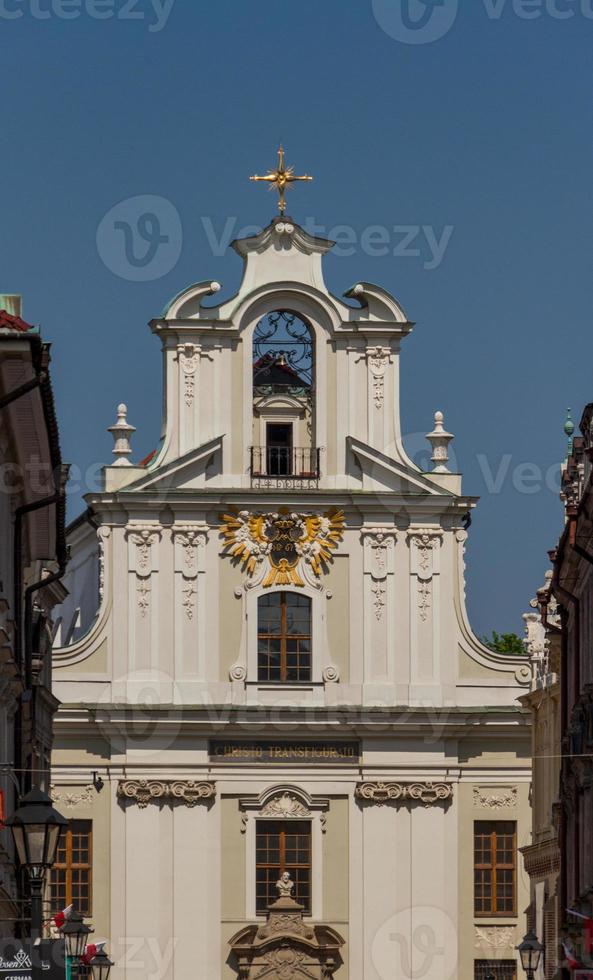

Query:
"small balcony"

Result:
[[249, 447, 321, 488]]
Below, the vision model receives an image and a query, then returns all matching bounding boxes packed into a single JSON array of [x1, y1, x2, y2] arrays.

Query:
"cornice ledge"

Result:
[[355, 780, 453, 807], [117, 778, 216, 808]]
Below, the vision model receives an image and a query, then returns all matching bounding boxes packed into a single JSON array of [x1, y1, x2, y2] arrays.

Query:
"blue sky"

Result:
[[2, 0, 591, 637]]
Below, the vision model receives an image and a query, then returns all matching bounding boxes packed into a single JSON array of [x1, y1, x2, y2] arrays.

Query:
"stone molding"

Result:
[[117, 779, 216, 808], [355, 781, 453, 807], [473, 786, 517, 810]]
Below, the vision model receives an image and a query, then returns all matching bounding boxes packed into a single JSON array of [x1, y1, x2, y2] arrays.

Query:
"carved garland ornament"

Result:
[[127, 525, 161, 617], [355, 781, 453, 807], [474, 926, 516, 949], [367, 346, 392, 410], [408, 531, 443, 624], [117, 779, 216, 808], [173, 525, 207, 621], [50, 785, 94, 809], [473, 786, 517, 810], [220, 510, 345, 588]]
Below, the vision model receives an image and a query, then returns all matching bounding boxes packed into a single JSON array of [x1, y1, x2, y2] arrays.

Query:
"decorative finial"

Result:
[[564, 408, 574, 456], [108, 403, 135, 467], [250, 146, 313, 216], [426, 411, 454, 473]]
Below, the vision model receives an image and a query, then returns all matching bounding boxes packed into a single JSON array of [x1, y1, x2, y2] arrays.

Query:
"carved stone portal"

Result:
[[229, 875, 344, 980]]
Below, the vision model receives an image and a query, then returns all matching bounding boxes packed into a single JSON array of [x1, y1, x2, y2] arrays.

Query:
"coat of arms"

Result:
[[220, 510, 345, 587]]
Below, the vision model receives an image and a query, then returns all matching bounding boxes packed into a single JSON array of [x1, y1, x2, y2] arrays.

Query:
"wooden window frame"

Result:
[[257, 592, 312, 683], [474, 821, 517, 917], [50, 820, 93, 916], [255, 819, 312, 914]]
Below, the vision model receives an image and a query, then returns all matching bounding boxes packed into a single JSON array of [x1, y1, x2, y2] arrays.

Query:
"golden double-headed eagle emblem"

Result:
[[220, 510, 345, 587]]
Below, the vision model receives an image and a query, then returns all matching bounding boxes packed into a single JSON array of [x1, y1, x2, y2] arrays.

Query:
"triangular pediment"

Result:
[[119, 436, 223, 493], [347, 437, 454, 496]]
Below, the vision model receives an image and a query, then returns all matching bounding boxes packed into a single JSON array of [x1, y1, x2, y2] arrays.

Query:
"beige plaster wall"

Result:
[[221, 797, 246, 922], [323, 797, 349, 923], [219, 560, 245, 681], [457, 778, 530, 980], [325, 558, 350, 683], [50, 783, 111, 943]]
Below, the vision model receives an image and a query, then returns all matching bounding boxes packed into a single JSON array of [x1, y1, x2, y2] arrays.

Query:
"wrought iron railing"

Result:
[[250, 447, 320, 484]]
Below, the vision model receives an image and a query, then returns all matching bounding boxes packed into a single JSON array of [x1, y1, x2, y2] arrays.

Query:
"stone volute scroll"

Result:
[[229, 871, 344, 980]]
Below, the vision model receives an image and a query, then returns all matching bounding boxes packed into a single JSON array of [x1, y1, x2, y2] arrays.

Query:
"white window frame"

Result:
[[240, 786, 328, 921], [246, 585, 325, 687]]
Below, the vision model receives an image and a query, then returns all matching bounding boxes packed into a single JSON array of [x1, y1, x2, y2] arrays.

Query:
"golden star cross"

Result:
[[250, 145, 313, 216]]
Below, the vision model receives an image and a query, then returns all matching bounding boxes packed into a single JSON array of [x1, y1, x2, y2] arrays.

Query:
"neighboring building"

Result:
[[548, 405, 593, 969], [520, 572, 561, 980], [52, 212, 532, 980], [0, 295, 68, 935]]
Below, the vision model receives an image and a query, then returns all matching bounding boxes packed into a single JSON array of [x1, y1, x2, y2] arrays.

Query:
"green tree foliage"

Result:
[[481, 630, 526, 655]]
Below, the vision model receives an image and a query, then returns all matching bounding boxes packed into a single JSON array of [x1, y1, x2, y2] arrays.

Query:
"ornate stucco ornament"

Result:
[[220, 509, 345, 588], [355, 781, 453, 807], [472, 786, 517, 810], [475, 926, 516, 949], [260, 792, 310, 819], [50, 785, 94, 809], [117, 779, 216, 808]]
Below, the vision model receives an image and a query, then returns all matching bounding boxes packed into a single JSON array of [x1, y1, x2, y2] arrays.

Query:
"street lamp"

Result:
[[6, 789, 67, 942], [6, 788, 67, 882], [516, 930, 544, 979], [89, 948, 114, 980], [60, 910, 92, 961]]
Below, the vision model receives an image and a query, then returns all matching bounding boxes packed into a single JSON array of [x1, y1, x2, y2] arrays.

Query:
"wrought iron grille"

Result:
[[474, 960, 517, 980], [253, 311, 313, 387], [250, 447, 320, 480]]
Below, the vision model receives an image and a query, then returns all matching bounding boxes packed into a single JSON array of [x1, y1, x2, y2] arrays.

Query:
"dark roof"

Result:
[[253, 353, 309, 387], [0, 308, 34, 332]]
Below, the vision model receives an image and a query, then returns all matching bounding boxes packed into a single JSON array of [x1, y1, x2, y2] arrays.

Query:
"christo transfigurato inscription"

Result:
[[209, 741, 360, 765]]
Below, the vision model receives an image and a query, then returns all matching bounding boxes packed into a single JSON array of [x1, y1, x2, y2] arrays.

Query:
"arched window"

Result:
[[257, 592, 312, 682], [251, 311, 318, 483]]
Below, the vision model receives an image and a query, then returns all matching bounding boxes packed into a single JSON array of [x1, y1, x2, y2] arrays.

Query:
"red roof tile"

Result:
[[0, 309, 33, 332], [139, 448, 157, 467]]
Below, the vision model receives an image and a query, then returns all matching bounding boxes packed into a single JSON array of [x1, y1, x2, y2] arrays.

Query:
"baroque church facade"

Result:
[[51, 208, 532, 980]]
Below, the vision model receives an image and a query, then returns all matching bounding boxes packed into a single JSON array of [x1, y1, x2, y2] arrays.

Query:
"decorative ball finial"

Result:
[[426, 410, 454, 473], [108, 403, 136, 467]]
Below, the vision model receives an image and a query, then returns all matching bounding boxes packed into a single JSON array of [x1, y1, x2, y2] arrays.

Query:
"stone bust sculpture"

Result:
[[276, 871, 294, 898]]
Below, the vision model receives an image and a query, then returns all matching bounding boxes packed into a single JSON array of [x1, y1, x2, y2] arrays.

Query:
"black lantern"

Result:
[[6, 788, 67, 880], [90, 949, 113, 980], [60, 910, 92, 960], [516, 930, 544, 979], [485, 973, 496, 980]]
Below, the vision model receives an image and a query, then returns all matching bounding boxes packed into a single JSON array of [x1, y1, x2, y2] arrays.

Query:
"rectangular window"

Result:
[[474, 821, 516, 916], [474, 960, 517, 980], [266, 423, 293, 476], [50, 820, 92, 916], [258, 592, 312, 683], [255, 820, 311, 914]]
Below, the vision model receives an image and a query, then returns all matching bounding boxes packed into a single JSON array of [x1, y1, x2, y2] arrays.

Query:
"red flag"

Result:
[[81, 942, 106, 966], [563, 941, 581, 970], [52, 905, 73, 929]]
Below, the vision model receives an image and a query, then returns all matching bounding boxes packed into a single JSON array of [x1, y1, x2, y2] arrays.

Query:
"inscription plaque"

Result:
[[209, 740, 359, 765]]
